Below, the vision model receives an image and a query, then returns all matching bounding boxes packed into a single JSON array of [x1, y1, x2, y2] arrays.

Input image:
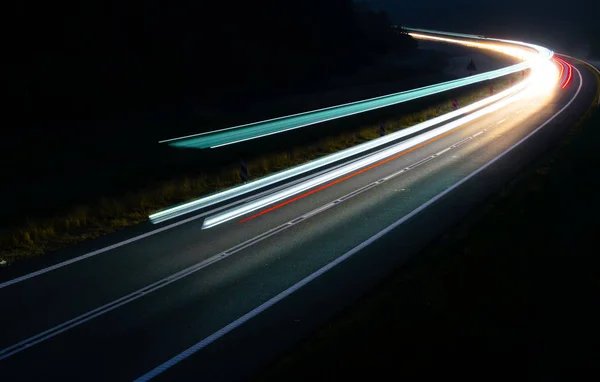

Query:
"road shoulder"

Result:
[[256, 70, 600, 380]]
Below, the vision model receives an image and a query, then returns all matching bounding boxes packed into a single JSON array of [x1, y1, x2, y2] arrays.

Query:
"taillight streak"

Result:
[[555, 56, 573, 89]]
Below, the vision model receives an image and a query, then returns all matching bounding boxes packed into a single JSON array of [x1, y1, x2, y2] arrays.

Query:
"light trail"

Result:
[[136, 64, 583, 382], [407, 32, 537, 62], [158, 30, 552, 150], [406, 27, 553, 61], [202, 78, 545, 229], [555, 56, 573, 89], [238, 126, 463, 224], [555, 53, 600, 106], [150, 29, 557, 225], [149, 84, 523, 224]]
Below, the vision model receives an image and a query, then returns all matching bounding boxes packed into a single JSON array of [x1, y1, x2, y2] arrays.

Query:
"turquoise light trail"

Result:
[[160, 28, 551, 150]]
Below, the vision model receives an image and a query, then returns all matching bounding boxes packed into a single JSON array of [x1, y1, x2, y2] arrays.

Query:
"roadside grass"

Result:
[[256, 90, 600, 380], [0, 73, 523, 266]]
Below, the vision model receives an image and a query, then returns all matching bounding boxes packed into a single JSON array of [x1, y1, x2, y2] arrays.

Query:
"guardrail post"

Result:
[[452, 99, 458, 110], [380, 124, 386, 137], [240, 159, 249, 182]]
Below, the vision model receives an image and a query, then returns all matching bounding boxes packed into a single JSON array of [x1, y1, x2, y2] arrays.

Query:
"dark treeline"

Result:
[[7, 0, 416, 124], [368, 0, 600, 59]]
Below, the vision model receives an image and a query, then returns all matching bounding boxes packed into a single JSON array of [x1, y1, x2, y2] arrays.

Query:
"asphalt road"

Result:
[[0, 57, 597, 381]]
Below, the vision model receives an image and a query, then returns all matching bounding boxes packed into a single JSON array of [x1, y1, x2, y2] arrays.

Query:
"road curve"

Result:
[[0, 42, 597, 381], [159, 29, 551, 150]]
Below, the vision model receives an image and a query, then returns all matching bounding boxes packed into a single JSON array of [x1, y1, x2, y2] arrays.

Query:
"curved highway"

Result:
[[0, 33, 598, 381]]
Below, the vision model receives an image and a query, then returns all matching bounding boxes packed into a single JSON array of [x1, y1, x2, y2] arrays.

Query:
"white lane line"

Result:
[[496, 118, 507, 125], [0, 33, 541, 289], [0, 217, 204, 290], [152, 86, 523, 224], [0, 142, 402, 290], [300, 115, 506, 218], [302, 203, 335, 219], [206, 91, 525, 231], [0, 105, 513, 361], [0, 211, 309, 361], [134, 67, 583, 381], [435, 147, 453, 156], [516, 109, 523, 114], [1, 79, 529, 289], [3, 84, 522, 291], [201, 89, 526, 230]]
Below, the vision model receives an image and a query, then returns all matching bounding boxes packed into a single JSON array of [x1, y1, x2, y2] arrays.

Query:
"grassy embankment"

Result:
[[257, 67, 600, 380], [0, 73, 524, 266]]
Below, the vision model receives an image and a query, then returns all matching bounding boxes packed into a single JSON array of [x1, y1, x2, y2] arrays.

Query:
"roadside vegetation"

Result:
[[0, 73, 524, 265]]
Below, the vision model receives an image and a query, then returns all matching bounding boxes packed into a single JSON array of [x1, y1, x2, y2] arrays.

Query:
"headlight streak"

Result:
[[407, 33, 537, 62], [158, 31, 551, 150], [150, 29, 558, 225], [202, 79, 537, 229], [405, 27, 554, 62], [150, 82, 525, 224]]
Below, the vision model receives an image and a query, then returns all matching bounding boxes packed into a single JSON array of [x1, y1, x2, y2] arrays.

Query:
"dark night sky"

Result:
[[362, 0, 600, 58]]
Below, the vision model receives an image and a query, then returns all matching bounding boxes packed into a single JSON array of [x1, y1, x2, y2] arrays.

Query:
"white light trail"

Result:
[[150, 29, 558, 225]]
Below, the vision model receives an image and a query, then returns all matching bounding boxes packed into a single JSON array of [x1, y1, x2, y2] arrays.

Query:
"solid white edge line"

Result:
[[0, 219, 197, 290], [0, 223, 196, 290], [0, 32, 545, 287], [1, 118, 484, 360], [0, 137, 404, 290], [134, 66, 583, 382], [0, 82, 523, 291]]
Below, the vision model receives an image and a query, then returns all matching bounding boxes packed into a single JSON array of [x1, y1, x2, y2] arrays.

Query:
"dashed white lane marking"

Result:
[[0, 106, 511, 362], [134, 66, 583, 382]]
